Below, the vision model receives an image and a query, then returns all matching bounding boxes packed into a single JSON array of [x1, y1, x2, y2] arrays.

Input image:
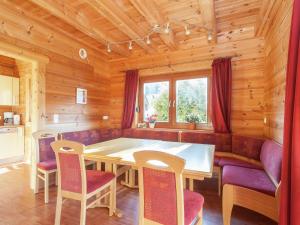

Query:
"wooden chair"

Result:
[[51, 140, 116, 225], [134, 150, 204, 225], [32, 130, 58, 203]]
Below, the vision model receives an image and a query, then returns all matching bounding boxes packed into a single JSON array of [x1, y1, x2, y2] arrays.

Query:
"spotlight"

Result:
[[185, 25, 191, 35], [107, 43, 111, 53], [207, 32, 213, 41], [164, 22, 170, 34], [146, 36, 151, 45], [128, 41, 133, 50]]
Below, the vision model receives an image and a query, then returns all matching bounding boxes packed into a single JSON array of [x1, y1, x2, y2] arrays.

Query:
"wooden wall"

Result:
[[0, 3, 110, 131], [263, 0, 293, 144], [109, 37, 266, 137]]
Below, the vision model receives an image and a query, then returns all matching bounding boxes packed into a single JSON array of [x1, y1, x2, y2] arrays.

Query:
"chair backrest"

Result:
[[51, 140, 87, 194], [32, 130, 58, 163], [134, 150, 186, 225], [260, 140, 282, 186]]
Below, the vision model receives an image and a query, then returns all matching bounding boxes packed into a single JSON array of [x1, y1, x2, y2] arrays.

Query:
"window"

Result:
[[139, 71, 211, 129]]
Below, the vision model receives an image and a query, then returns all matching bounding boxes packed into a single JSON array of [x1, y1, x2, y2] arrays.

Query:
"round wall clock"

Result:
[[79, 48, 87, 59]]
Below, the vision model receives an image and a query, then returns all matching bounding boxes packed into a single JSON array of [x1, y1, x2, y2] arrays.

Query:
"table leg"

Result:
[[189, 178, 194, 191], [121, 168, 138, 188]]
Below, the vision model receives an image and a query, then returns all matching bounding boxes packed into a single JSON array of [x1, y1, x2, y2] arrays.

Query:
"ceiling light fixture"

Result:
[[128, 41, 133, 50], [146, 36, 151, 45], [185, 25, 191, 35], [107, 43, 111, 53], [164, 22, 170, 34], [207, 32, 213, 41]]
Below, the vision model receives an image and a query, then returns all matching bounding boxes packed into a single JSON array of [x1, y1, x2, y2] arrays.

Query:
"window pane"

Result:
[[144, 81, 169, 122], [176, 78, 208, 123]]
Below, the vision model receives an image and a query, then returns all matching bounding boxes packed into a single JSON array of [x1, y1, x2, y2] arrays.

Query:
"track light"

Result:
[[107, 43, 111, 53], [164, 22, 170, 34], [185, 25, 191, 35], [207, 32, 212, 41], [146, 36, 151, 45], [128, 41, 133, 50]]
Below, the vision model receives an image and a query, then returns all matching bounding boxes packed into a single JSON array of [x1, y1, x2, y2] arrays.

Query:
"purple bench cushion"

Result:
[[222, 165, 276, 196], [39, 137, 56, 162], [181, 132, 232, 152], [61, 129, 122, 145], [122, 128, 178, 142], [37, 159, 57, 171], [232, 135, 265, 160], [218, 157, 262, 170], [260, 140, 282, 185]]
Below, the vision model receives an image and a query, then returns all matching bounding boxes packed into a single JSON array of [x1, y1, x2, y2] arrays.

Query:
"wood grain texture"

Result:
[[263, 0, 293, 144]]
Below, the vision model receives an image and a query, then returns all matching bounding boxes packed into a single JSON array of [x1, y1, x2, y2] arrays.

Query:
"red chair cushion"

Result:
[[37, 159, 57, 171], [184, 190, 204, 225], [222, 165, 276, 196], [86, 170, 115, 193], [218, 157, 262, 169]]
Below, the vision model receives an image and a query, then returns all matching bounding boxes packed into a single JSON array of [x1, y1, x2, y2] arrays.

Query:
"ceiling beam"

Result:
[[29, 0, 130, 56], [198, 0, 217, 43], [87, 0, 155, 53], [129, 0, 177, 50]]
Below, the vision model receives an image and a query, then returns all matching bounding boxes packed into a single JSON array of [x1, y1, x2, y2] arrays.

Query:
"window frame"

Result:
[[138, 70, 212, 130]]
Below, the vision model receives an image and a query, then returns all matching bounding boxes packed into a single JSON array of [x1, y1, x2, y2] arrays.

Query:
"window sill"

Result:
[[132, 127, 214, 133]]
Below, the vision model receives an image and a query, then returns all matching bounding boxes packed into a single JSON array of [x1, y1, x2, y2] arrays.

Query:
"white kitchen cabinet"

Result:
[[0, 75, 19, 106], [0, 126, 24, 163]]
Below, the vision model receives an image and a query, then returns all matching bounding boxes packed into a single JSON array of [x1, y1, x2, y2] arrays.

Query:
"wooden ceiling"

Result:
[[3, 0, 262, 60]]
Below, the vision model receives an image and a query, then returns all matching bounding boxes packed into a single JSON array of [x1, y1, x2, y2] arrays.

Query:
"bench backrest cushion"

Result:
[[60, 129, 122, 145], [180, 132, 232, 152], [232, 135, 265, 160], [122, 129, 178, 142], [260, 140, 282, 185]]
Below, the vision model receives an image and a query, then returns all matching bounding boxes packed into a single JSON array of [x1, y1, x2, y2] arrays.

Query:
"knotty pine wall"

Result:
[[263, 0, 293, 144], [109, 37, 266, 137], [0, 3, 110, 131]]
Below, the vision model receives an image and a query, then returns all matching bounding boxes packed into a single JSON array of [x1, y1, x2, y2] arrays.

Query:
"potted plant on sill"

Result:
[[146, 114, 158, 128], [185, 114, 200, 130]]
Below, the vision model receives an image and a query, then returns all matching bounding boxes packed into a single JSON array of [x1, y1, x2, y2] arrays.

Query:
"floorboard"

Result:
[[0, 163, 277, 225]]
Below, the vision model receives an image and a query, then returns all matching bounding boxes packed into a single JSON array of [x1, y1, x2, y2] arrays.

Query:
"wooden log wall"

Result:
[[109, 37, 266, 137], [263, 0, 293, 144], [0, 3, 110, 131]]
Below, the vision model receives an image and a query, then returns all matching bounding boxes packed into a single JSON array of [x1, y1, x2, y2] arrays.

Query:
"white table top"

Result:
[[84, 138, 215, 179]]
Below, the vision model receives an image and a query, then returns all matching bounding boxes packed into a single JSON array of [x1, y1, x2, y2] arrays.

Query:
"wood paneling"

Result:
[[0, 3, 110, 131], [109, 37, 266, 137], [263, 0, 293, 144]]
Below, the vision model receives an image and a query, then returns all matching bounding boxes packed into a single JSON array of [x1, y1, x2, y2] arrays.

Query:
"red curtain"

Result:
[[280, 0, 300, 224], [121, 70, 139, 129], [211, 58, 232, 133]]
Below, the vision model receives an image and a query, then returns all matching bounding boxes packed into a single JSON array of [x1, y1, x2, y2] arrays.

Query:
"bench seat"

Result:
[[222, 165, 276, 196]]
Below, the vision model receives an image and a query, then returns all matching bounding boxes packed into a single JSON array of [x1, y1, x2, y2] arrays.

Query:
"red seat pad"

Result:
[[86, 170, 115, 193], [37, 159, 57, 171], [222, 165, 276, 196], [218, 157, 262, 169], [184, 190, 204, 225]]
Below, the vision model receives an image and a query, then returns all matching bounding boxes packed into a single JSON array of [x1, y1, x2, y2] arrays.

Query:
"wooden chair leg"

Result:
[[55, 171, 58, 186], [54, 193, 63, 225], [45, 172, 49, 203], [109, 183, 114, 216], [80, 200, 87, 225], [222, 185, 234, 225], [196, 209, 203, 225], [34, 170, 39, 194]]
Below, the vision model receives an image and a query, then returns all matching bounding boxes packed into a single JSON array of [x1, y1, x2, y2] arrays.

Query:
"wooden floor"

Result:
[[0, 163, 277, 225]]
